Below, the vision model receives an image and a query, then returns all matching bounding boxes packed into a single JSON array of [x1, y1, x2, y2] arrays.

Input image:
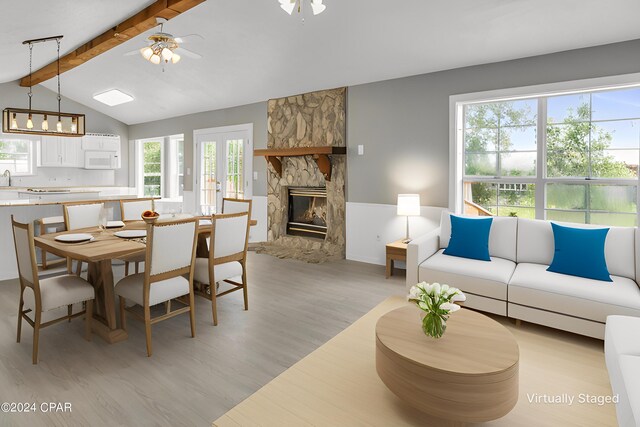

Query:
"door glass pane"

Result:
[[225, 139, 244, 199], [200, 141, 217, 215]]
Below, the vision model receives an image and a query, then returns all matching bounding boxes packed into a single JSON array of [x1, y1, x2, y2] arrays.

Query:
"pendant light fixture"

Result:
[[2, 35, 85, 137], [279, 0, 326, 16]]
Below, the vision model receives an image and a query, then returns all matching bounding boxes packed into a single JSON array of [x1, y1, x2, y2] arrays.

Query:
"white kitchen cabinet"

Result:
[[39, 136, 82, 167], [82, 134, 121, 152]]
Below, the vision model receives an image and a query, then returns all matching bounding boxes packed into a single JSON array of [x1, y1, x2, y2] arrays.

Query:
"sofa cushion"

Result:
[[419, 249, 515, 300], [547, 223, 612, 282], [439, 211, 517, 262], [509, 263, 640, 323], [517, 218, 635, 280], [443, 215, 492, 261]]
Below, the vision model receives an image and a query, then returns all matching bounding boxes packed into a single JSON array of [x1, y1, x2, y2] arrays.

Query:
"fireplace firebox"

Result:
[[287, 187, 327, 239]]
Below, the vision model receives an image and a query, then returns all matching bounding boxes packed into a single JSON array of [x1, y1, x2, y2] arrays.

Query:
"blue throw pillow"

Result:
[[547, 222, 612, 282], [443, 215, 493, 261]]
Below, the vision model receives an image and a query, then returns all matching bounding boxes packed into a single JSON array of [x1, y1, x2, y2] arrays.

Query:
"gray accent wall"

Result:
[[0, 81, 130, 186], [347, 39, 640, 206], [128, 39, 640, 203], [128, 102, 267, 194]]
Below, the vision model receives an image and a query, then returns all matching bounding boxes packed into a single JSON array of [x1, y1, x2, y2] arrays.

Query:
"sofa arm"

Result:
[[406, 227, 441, 290]]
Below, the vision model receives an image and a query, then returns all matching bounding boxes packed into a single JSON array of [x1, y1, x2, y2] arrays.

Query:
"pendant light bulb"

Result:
[[310, 0, 326, 15], [71, 117, 77, 133], [42, 114, 49, 131], [150, 54, 161, 65], [161, 47, 173, 62], [26, 114, 34, 129], [10, 113, 17, 129], [171, 53, 181, 64], [280, 0, 296, 15], [140, 46, 153, 60], [56, 118, 62, 132]]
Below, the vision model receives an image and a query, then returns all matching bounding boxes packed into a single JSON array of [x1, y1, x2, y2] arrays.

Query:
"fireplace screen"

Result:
[[287, 187, 327, 239]]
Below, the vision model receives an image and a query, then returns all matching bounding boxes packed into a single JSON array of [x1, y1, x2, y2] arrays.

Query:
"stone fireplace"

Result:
[[255, 87, 346, 262]]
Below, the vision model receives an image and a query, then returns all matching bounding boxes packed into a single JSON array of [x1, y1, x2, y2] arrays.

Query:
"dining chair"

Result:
[[63, 201, 104, 275], [222, 198, 252, 215], [119, 198, 155, 276], [194, 211, 250, 326], [36, 215, 65, 270], [115, 217, 198, 357], [12, 216, 95, 364]]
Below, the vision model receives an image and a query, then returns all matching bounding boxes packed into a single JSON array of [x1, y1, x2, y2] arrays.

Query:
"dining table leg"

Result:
[[87, 259, 128, 344]]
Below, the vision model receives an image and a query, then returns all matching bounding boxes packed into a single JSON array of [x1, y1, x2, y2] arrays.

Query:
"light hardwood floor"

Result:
[[0, 253, 404, 426], [0, 254, 616, 427]]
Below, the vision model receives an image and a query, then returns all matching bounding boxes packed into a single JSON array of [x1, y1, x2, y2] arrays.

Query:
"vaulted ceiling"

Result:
[[2, 0, 640, 125]]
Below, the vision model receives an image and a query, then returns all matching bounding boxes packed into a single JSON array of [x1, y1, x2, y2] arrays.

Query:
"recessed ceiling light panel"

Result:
[[93, 89, 134, 106]]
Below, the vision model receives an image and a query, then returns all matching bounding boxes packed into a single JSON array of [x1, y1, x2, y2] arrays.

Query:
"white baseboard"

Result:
[[346, 202, 445, 266]]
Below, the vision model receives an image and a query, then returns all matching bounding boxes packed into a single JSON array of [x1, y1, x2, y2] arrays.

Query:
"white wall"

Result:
[[346, 203, 445, 266]]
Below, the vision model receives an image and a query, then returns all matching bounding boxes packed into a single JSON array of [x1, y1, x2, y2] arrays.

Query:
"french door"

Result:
[[194, 125, 253, 215]]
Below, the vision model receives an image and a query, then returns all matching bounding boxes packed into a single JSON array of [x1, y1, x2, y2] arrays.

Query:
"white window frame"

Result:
[[450, 72, 640, 225], [137, 137, 164, 198], [0, 134, 37, 176]]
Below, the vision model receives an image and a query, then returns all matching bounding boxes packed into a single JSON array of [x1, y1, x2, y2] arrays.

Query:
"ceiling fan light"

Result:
[[311, 1, 326, 15], [150, 54, 161, 65], [161, 47, 173, 61], [171, 53, 181, 64], [280, 1, 296, 15], [140, 47, 153, 60]]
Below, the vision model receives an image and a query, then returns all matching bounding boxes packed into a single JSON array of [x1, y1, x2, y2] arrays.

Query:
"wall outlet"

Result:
[[253, 171, 258, 181], [358, 145, 364, 155], [376, 234, 381, 242]]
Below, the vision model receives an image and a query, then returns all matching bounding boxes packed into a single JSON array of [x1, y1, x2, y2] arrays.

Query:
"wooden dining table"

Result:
[[33, 216, 257, 344]]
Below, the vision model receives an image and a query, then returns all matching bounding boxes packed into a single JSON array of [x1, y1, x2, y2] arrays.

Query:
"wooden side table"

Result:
[[385, 239, 407, 279]]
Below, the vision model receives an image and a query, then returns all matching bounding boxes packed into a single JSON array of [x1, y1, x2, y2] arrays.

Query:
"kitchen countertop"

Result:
[[0, 194, 144, 207]]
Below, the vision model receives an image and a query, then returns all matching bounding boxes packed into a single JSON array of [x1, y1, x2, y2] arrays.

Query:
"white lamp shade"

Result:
[[397, 194, 420, 216], [311, 0, 326, 15], [280, 2, 296, 14]]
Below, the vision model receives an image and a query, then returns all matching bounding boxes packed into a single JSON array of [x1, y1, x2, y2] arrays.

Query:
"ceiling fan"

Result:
[[124, 18, 203, 65]]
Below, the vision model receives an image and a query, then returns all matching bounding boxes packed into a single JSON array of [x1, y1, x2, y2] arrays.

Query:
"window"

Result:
[[142, 140, 162, 197], [0, 136, 34, 175], [137, 134, 184, 199], [460, 86, 640, 226]]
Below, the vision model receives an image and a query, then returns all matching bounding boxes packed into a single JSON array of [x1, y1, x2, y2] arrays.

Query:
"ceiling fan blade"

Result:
[[123, 48, 143, 56], [173, 34, 204, 44], [174, 47, 202, 59]]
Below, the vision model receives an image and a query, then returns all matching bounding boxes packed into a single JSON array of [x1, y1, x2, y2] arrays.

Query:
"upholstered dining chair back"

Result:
[[222, 198, 252, 215], [11, 217, 38, 288], [147, 218, 198, 278], [121, 199, 154, 221], [211, 212, 250, 261], [64, 202, 103, 230]]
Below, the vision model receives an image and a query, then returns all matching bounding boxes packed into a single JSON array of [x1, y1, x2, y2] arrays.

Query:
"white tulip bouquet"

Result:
[[407, 282, 466, 338]]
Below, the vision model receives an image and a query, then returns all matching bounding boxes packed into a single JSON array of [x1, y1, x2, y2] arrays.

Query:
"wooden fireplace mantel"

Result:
[[254, 146, 347, 181]]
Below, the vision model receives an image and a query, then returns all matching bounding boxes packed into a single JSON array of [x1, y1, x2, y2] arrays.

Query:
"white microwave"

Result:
[[84, 150, 120, 169]]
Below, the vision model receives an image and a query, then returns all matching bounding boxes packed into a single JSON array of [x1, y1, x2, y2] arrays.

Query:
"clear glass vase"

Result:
[[420, 310, 447, 339]]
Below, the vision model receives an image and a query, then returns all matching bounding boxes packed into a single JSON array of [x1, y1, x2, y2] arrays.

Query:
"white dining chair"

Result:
[[63, 202, 105, 275], [222, 198, 252, 215], [119, 198, 155, 276], [115, 218, 198, 357], [194, 211, 250, 326], [120, 198, 154, 221], [12, 216, 95, 364]]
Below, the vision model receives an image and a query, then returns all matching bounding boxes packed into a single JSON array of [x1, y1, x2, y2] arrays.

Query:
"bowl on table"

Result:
[[141, 210, 160, 224]]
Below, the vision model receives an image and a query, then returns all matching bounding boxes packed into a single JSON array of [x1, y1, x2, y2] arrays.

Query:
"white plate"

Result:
[[114, 230, 147, 239], [55, 233, 94, 243], [199, 219, 212, 226], [106, 220, 125, 229]]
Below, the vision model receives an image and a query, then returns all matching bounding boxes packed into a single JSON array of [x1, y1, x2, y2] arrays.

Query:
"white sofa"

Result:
[[407, 211, 640, 339], [605, 315, 640, 427]]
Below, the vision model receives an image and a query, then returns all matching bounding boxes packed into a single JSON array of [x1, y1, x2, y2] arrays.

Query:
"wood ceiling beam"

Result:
[[19, 0, 206, 87]]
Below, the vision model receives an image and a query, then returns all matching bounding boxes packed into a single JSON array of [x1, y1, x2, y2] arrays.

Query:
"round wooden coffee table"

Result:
[[375, 306, 519, 424]]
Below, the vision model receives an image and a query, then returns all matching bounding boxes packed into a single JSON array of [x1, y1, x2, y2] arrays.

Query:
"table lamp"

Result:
[[397, 194, 420, 243]]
